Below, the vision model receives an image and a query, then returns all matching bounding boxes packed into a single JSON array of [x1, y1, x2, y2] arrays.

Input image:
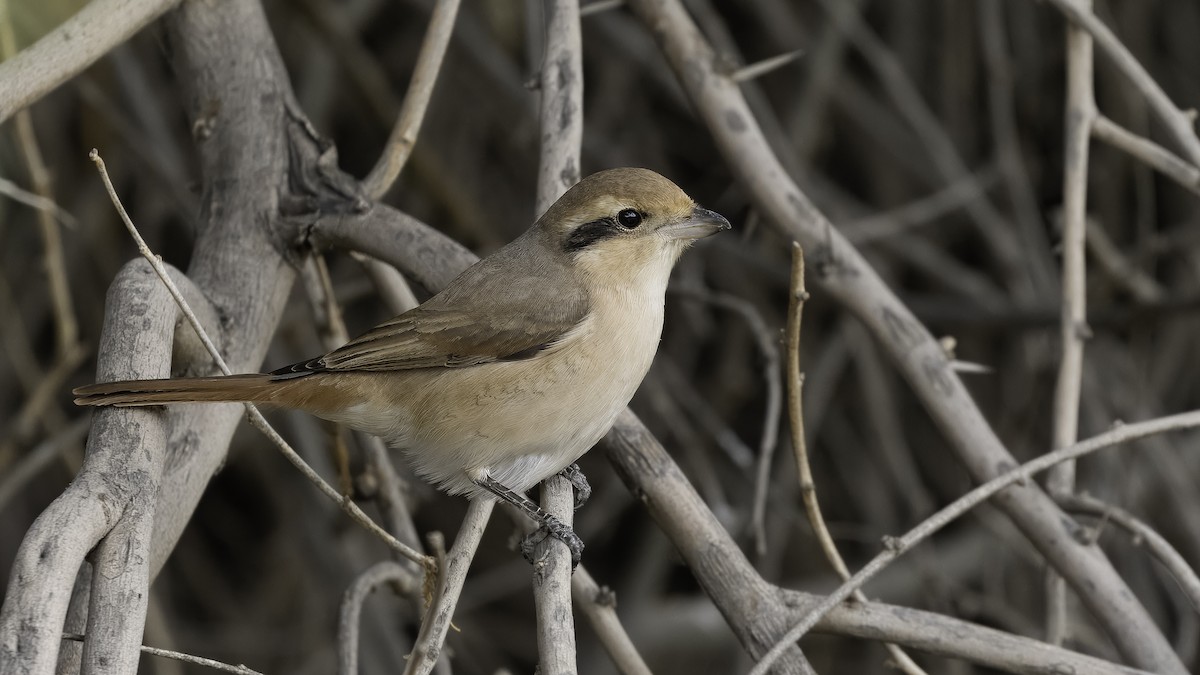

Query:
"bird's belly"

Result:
[[321, 290, 665, 499], [402, 345, 648, 496], [373, 306, 660, 497]]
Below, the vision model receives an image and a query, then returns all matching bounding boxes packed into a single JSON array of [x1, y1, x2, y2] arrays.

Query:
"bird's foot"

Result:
[[558, 463, 591, 510], [520, 514, 584, 568]]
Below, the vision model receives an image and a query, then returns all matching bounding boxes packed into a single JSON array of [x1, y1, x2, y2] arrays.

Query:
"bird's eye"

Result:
[[617, 209, 643, 229]]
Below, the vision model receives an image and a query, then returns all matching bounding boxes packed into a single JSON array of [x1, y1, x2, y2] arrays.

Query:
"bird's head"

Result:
[[536, 168, 730, 287]]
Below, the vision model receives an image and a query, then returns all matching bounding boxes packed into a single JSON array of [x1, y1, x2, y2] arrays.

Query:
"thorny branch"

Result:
[[3, 0, 1200, 673]]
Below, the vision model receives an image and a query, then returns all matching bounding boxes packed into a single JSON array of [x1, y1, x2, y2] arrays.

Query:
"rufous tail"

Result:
[[74, 375, 283, 407]]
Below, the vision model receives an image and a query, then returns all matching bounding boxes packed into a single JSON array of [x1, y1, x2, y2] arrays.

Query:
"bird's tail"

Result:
[[74, 374, 283, 407]]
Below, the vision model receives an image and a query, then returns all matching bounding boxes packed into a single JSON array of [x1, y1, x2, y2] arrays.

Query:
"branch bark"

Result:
[[530, 1, 584, 672], [1046, 0, 1095, 644], [622, 0, 1184, 670], [0, 0, 180, 124], [0, 0, 371, 670]]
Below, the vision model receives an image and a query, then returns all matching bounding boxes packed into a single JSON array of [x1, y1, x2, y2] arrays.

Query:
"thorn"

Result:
[[951, 360, 993, 375], [581, 0, 625, 17], [1074, 321, 1094, 341], [938, 335, 958, 359], [730, 49, 804, 83]]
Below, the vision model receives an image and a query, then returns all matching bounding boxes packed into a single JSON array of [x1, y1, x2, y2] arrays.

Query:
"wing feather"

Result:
[[274, 232, 588, 376]]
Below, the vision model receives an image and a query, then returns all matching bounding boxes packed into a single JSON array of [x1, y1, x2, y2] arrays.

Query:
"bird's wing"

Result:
[[274, 235, 589, 375]]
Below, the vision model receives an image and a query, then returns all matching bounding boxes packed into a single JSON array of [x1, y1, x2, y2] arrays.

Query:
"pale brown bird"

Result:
[[74, 167, 730, 563]]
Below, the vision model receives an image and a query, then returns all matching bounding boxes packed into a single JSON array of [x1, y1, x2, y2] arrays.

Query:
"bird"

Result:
[[74, 167, 731, 565]]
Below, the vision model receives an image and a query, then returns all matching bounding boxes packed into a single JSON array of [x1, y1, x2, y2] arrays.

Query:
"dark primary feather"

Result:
[[278, 227, 590, 376]]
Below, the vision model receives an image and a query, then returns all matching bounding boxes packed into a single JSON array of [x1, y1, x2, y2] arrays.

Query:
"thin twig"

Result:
[[979, 0, 1055, 288], [299, 254, 350, 350], [1046, 1, 1094, 644], [0, 417, 89, 514], [0, 0, 180, 124], [784, 244, 927, 675], [298, 254, 355, 495], [1041, 0, 1200, 166], [813, 0, 1035, 299], [571, 568, 653, 675], [337, 561, 421, 675], [1055, 493, 1200, 614], [670, 285, 781, 556], [404, 499, 494, 675], [352, 253, 421, 314], [297, 251, 426, 558], [672, 283, 782, 552], [785, 243, 838, 569], [840, 167, 1000, 244], [1084, 217, 1164, 303], [0, 176, 78, 228], [0, 342, 87, 470], [0, 0, 80, 362], [625, 0, 1182, 668], [61, 633, 264, 675], [89, 149, 433, 573], [749, 408, 1200, 675], [1091, 114, 1200, 197], [363, 0, 462, 200]]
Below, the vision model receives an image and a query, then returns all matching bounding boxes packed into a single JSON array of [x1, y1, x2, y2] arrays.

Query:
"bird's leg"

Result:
[[558, 463, 591, 510], [476, 475, 583, 567]]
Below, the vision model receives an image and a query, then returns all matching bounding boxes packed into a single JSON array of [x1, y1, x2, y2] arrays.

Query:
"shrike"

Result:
[[75, 167, 731, 564]]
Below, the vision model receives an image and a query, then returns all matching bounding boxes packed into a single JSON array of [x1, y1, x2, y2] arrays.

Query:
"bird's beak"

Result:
[[662, 207, 732, 241]]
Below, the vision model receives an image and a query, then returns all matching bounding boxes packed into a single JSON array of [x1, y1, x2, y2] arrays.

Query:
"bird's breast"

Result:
[[395, 284, 667, 495]]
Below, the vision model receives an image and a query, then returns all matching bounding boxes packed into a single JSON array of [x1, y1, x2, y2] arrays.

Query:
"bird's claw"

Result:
[[558, 463, 591, 510], [520, 517, 584, 569]]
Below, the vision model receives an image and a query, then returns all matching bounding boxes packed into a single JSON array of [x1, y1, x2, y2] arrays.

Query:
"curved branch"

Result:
[[1041, 0, 1200, 166], [338, 561, 421, 675], [307, 205, 478, 294], [363, 0, 462, 199], [752, 407, 1200, 674], [811, 594, 1152, 675], [0, 261, 214, 675], [0, 0, 179, 124], [622, 0, 1183, 670], [405, 500, 494, 675]]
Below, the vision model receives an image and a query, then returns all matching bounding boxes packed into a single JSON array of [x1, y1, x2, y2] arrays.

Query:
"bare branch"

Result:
[[751, 408, 1200, 674], [405, 499, 494, 675], [529, 1, 584, 671], [571, 568, 652, 675], [1041, 0, 1200, 166], [784, 244, 926, 675], [1046, 0, 1096, 644], [363, 0, 462, 200], [1092, 114, 1200, 197], [62, 634, 265, 675], [338, 562, 421, 675], [1055, 492, 1200, 615], [623, 0, 1182, 669], [0, 0, 179, 124]]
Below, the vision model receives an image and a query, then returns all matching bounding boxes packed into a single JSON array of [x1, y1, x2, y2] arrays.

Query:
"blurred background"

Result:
[[3, 0, 1200, 673]]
